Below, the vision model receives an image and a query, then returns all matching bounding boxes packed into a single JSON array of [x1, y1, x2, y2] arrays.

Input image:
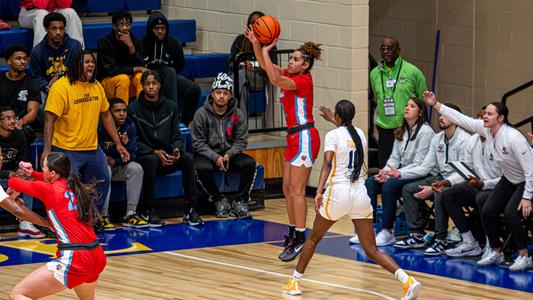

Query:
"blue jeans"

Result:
[[365, 176, 419, 230], [52, 146, 110, 212]]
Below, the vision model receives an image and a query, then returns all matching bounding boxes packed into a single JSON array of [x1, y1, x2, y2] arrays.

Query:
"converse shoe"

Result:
[[401, 276, 421, 300], [282, 276, 302, 295], [229, 201, 251, 219], [509, 255, 533, 272], [182, 207, 204, 226], [445, 241, 482, 257], [18, 221, 45, 239], [215, 195, 231, 218], [280, 240, 305, 262], [395, 234, 425, 249], [142, 209, 165, 227], [101, 215, 116, 231], [122, 212, 150, 228], [424, 239, 447, 256], [477, 249, 504, 266], [375, 229, 396, 247], [349, 234, 360, 244]]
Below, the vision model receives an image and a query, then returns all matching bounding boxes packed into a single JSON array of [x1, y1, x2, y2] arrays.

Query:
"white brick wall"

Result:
[[370, 0, 533, 134], [163, 0, 370, 187]]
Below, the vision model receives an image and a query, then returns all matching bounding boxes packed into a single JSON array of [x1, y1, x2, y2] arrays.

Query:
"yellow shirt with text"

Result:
[[45, 77, 109, 150]]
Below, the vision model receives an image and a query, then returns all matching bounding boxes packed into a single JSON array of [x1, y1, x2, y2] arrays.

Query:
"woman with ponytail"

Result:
[[244, 26, 322, 262], [282, 100, 421, 300], [7, 152, 106, 299]]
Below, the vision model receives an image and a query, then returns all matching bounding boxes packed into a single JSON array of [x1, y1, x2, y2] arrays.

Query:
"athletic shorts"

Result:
[[47, 246, 106, 289], [285, 127, 320, 168], [319, 182, 373, 221]]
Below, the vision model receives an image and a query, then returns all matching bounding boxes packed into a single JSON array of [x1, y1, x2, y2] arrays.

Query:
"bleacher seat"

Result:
[[181, 53, 229, 79], [0, 19, 196, 55]]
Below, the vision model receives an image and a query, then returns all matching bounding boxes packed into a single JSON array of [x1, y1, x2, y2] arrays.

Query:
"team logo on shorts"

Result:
[[56, 264, 62, 270], [302, 156, 307, 161]]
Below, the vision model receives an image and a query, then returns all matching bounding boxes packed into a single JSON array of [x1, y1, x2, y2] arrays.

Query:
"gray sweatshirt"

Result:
[[400, 127, 471, 180], [447, 134, 503, 190], [383, 123, 435, 173], [191, 95, 248, 162]]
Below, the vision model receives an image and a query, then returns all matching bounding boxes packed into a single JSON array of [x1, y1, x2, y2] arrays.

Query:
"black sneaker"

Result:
[[394, 234, 425, 249], [424, 239, 447, 256], [39, 226, 57, 239], [229, 201, 252, 219], [142, 209, 165, 227], [280, 240, 305, 262], [182, 207, 204, 226], [215, 195, 231, 218], [278, 235, 294, 260]]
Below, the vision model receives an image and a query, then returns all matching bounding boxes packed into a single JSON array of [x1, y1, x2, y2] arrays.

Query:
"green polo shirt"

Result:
[[369, 57, 427, 129]]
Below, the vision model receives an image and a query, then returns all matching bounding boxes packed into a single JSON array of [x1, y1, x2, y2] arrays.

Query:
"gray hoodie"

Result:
[[191, 95, 248, 161]]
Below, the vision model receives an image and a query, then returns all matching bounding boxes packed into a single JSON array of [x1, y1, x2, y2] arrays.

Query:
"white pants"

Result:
[[18, 8, 84, 48], [319, 182, 373, 221]]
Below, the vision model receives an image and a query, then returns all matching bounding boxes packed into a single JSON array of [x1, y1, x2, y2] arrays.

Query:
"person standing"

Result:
[[370, 37, 427, 168], [43, 49, 130, 217], [244, 27, 321, 262], [282, 100, 421, 300]]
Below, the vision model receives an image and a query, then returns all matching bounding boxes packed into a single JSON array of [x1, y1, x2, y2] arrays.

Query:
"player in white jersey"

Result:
[[282, 100, 421, 299]]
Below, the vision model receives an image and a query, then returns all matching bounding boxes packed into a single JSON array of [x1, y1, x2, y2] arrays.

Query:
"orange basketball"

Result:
[[252, 16, 281, 44]]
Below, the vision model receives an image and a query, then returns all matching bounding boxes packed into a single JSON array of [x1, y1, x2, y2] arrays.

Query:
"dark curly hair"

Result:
[[297, 41, 322, 72]]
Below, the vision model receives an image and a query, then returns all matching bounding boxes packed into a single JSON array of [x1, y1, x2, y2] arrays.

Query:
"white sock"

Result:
[[292, 270, 303, 280], [461, 231, 475, 244], [295, 228, 306, 232], [394, 269, 409, 284]]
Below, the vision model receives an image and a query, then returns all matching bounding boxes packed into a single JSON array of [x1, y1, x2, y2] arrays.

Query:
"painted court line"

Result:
[[164, 251, 395, 300]]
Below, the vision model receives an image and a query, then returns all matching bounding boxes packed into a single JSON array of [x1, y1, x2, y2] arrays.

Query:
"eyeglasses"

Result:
[[1, 116, 18, 121], [380, 46, 397, 52]]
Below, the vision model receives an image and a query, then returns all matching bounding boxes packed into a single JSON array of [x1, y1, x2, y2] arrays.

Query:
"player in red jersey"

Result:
[[7, 152, 106, 299], [244, 26, 322, 262]]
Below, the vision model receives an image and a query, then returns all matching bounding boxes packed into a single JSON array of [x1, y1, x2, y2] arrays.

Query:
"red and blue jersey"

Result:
[[280, 69, 315, 128], [8, 172, 98, 245]]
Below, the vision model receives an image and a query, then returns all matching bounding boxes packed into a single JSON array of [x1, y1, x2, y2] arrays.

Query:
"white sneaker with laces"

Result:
[[18, 221, 45, 239], [375, 230, 396, 246], [509, 255, 533, 271], [477, 249, 504, 266], [349, 234, 360, 244], [445, 241, 482, 257]]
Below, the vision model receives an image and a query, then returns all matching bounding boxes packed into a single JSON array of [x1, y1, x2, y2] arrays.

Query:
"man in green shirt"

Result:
[[370, 37, 427, 168]]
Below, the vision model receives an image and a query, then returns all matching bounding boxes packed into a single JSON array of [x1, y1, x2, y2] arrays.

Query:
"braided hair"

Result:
[[66, 50, 96, 85], [335, 100, 365, 182]]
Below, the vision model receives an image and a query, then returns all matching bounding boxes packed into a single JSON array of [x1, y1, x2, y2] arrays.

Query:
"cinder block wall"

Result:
[[370, 0, 533, 132], [163, 0, 370, 187]]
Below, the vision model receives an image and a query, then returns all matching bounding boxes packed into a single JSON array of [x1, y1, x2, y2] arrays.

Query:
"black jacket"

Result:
[[140, 12, 185, 73], [128, 93, 183, 156], [98, 119, 138, 166], [0, 129, 28, 179], [96, 30, 143, 80]]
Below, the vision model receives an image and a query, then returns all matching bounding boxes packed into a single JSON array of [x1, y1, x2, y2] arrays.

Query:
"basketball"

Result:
[[252, 16, 281, 44]]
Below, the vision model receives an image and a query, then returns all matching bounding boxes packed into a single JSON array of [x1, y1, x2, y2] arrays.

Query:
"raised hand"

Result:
[[423, 90, 436, 106], [319, 106, 336, 125], [243, 25, 258, 44]]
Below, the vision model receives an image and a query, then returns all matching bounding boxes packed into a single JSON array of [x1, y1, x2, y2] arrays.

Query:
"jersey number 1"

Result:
[[347, 150, 358, 169]]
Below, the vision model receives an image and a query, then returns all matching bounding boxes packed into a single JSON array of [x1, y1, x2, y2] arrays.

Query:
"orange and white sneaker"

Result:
[[402, 276, 421, 300], [282, 276, 302, 296]]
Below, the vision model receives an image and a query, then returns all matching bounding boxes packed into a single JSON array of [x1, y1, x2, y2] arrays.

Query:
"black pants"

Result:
[[137, 151, 198, 210], [481, 177, 528, 249], [442, 182, 491, 234], [377, 126, 396, 169], [195, 153, 257, 202], [157, 66, 201, 126]]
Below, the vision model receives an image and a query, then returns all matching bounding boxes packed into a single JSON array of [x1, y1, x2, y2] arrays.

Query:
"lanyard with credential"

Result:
[[380, 60, 403, 99]]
